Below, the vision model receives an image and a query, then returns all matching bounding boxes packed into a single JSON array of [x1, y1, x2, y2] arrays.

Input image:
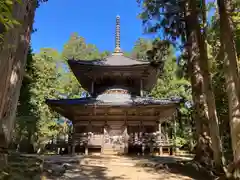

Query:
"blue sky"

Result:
[[31, 0, 156, 53]]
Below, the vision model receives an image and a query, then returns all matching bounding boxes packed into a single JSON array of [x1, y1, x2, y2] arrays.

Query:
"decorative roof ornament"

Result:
[[113, 15, 123, 55]]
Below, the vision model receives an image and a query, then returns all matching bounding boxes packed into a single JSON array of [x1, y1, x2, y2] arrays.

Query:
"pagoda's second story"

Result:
[[68, 16, 162, 97]]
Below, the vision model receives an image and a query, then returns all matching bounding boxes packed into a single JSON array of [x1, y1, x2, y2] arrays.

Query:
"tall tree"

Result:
[[0, 0, 37, 167], [62, 32, 102, 60], [151, 45, 191, 99], [131, 38, 152, 60], [61, 33, 109, 98], [16, 48, 38, 152], [138, 0, 225, 169], [193, 0, 224, 169], [217, 0, 240, 177], [28, 49, 62, 152]]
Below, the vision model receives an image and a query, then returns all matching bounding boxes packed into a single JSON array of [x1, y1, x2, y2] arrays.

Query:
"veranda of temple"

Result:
[[46, 16, 181, 156]]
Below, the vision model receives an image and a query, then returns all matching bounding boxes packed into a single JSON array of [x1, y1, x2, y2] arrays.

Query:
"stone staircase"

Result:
[[102, 143, 124, 155], [102, 148, 116, 155]]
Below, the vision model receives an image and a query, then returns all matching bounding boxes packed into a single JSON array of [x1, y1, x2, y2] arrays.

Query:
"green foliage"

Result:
[[0, 0, 20, 42], [16, 32, 113, 150], [151, 46, 191, 100], [131, 36, 192, 145], [62, 32, 108, 60], [16, 49, 38, 151], [0, 0, 21, 31], [16, 48, 63, 151], [131, 38, 152, 60], [0, 0, 45, 42], [30, 49, 68, 147], [138, 0, 186, 43], [56, 69, 83, 99], [60, 32, 110, 98]]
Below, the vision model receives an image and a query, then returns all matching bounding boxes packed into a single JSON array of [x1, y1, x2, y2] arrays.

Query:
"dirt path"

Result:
[[62, 164, 192, 180], [42, 155, 203, 180]]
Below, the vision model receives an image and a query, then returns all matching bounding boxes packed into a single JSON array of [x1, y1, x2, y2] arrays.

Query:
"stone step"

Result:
[[102, 150, 116, 155]]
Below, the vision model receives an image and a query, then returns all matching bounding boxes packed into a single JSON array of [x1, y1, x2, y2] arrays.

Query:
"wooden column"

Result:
[[123, 126, 128, 154], [140, 79, 143, 97], [140, 121, 145, 156], [91, 81, 94, 94], [72, 127, 76, 155], [67, 131, 71, 154], [85, 121, 91, 156], [150, 142, 154, 156], [173, 113, 177, 155], [101, 124, 107, 154], [124, 112, 129, 154], [158, 121, 163, 156], [85, 145, 89, 155]]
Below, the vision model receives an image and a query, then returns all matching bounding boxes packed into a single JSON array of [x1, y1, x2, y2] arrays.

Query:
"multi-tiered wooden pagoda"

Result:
[[46, 16, 180, 155]]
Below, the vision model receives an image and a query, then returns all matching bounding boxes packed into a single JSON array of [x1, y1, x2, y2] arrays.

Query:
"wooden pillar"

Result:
[[141, 144, 145, 156], [122, 126, 128, 154], [173, 113, 178, 155], [150, 143, 154, 156], [68, 145, 71, 154], [68, 127, 72, 154], [101, 125, 108, 154], [91, 80, 95, 95], [140, 121, 145, 156], [85, 145, 88, 155], [158, 121, 163, 156], [72, 127, 76, 155], [140, 79, 143, 97], [124, 112, 129, 154], [85, 121, 91, 156]]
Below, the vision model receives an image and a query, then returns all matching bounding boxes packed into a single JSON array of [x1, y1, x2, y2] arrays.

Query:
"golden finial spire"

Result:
[[113, 15, 122, 55]]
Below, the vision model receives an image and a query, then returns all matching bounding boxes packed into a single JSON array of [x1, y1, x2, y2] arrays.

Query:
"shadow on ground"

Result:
[[127, 155, 215, 180], [43, 155, 126, 180], [43, 154, 215, 180], [45, 165, 125, 180]]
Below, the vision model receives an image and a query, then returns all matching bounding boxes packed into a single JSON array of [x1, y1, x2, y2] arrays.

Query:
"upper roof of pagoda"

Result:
[[68, 54, 149, 67], [68, 57, 161, 95], [67, 16, 162, 95]]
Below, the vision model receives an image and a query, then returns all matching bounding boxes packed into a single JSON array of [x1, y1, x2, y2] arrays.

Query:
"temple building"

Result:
[[46, 16, 181, 155]]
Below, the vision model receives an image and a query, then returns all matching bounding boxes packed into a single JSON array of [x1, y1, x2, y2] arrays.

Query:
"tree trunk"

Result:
[[185, 0, 224, 170], [0, 0, 36, 168], [195, 0, 224, 171], [184, 0, 211, 165], [217, 0, 240, 178]]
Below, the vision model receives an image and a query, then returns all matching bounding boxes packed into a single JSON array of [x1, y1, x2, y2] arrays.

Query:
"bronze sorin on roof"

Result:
[[113, 15, 122, 55]]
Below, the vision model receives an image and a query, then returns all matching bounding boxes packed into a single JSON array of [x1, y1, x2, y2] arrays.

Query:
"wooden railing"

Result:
[[62, 133, 175, 148], [68, 133, 103, 146], [154, 139, 174, 147]]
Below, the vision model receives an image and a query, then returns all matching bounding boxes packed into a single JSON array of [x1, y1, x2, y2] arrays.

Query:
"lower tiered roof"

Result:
[[46, 96, 181, 123]]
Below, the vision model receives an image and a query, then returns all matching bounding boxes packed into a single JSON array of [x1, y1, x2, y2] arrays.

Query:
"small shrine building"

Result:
[[46, 16, 181, 155]]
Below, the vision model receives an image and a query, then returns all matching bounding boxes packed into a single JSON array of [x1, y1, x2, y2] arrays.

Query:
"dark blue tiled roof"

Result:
[[46, 96, 181, 107], [68, 55, 150, 67]]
